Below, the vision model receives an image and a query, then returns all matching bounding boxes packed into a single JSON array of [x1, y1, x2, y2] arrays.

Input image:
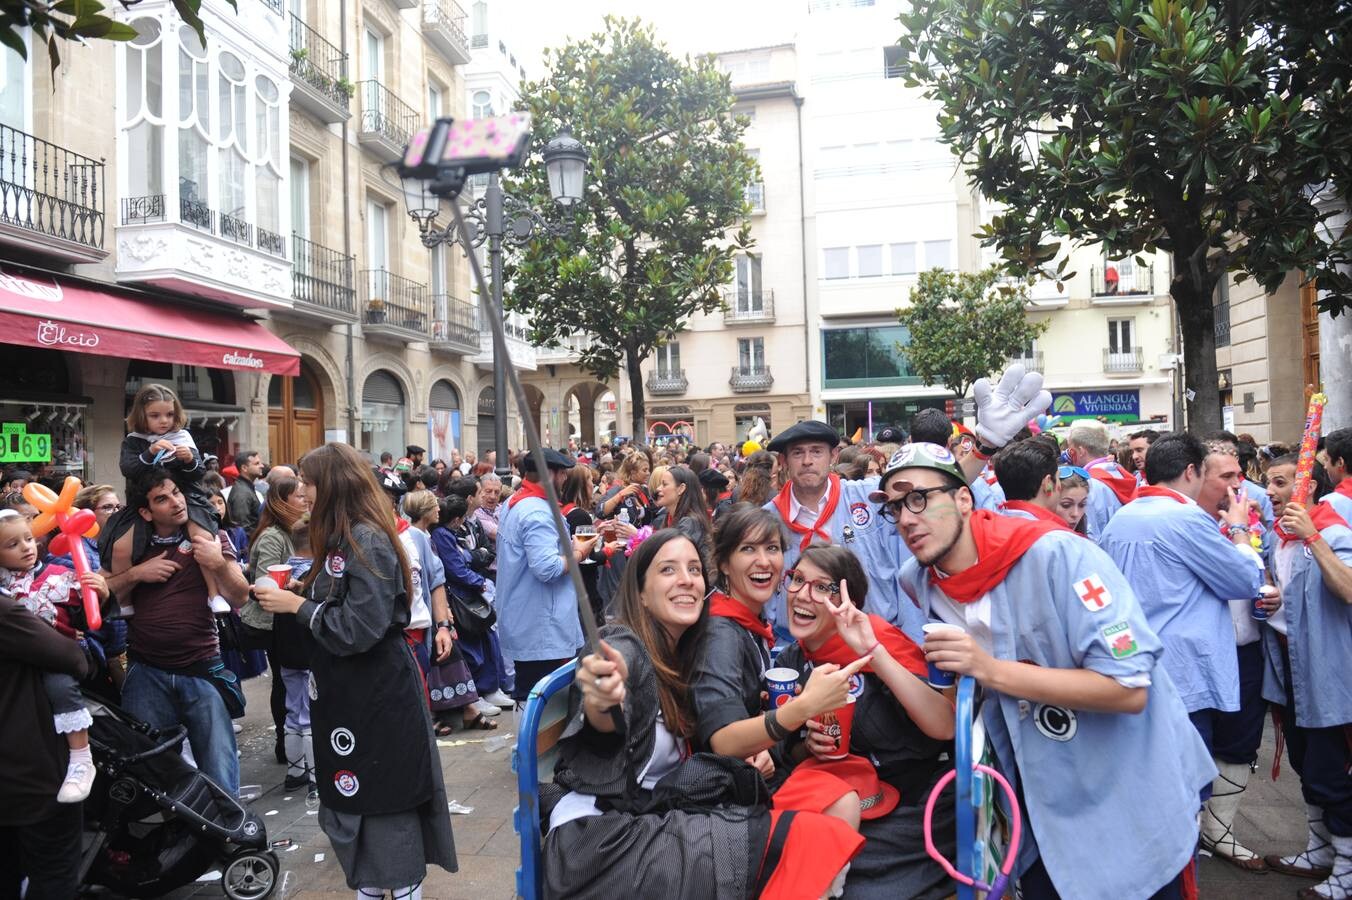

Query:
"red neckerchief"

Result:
[[1336, 480, 1352, 501], [1276, 503, 1349, 544], [717, 491, 733, 502], [1133, 485, 1189, 503], [560, 503, 577, 516], [803, 613, 927, 678], [507, 478, 546, 511], [396, 518, 411, 533], [708, 590, 774, 644], [931, 510, 1058, 603], [1089, 464, 1139, 505], [1001, 500, 1072, 531], [771, 474, 842, 550]]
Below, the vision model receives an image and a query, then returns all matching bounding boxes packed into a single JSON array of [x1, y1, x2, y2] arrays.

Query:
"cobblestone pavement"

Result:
[[153, 671, 1313, 899]]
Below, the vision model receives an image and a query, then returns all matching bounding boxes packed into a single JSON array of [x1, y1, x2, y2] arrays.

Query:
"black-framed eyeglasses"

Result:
[[878, 485, 960, 521], [783, 570, 840, 603]]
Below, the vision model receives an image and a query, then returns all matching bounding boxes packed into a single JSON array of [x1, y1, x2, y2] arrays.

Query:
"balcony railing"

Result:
[[1091, 264, 1156, 297], [724, 289, 775, 324], [260, 0, 283, 14], [431, 293, 480, 348], [647, 369, 688, 395], [121, 193, 284, 258], [422, 0, 471, 64], [293, 234, 355, 316], [730, 365, 774, 392], [289, 14, 351, 120], [357, 81, 419, 160], [258, 227, 286, 257], [220, 211, 252, 247], [1103, 347, 1144, 373], [1214, 299, 1231, 348], [0, 122, 105, 256], [536, 331, 594, 363], [362, 269, 430, 335], [1009, 350, 1044, 372], [180, 196, 215, 232]]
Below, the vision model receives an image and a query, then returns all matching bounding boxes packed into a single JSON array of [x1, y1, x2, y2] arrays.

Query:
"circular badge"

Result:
[[847, 673, 866, 699], [850, 502, 871, 527], [243, 820, 259, 837], [178, 540, 193, 554], [330, 727, 356, 756], [1033, 703, 1078, 742], [334, 770, 360, 797], [326, 552, 347, 577]]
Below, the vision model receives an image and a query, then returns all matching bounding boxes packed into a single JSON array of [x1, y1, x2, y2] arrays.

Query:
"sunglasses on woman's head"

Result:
[[1057, 465, 1090, 481]]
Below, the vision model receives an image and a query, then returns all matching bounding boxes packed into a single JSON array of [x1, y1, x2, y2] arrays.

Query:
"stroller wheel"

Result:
[[221, 850, 279, 900]]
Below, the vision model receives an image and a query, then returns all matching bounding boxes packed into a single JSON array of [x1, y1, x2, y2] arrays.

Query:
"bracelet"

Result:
[[436, 620, 453, 630], [863, 641, 881, 659], [1304, 532, 1324, 546], [763, 709, 791, 742]]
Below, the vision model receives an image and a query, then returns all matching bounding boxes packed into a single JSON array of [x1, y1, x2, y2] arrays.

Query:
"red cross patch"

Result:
[[1074, 574, 1112, 612]]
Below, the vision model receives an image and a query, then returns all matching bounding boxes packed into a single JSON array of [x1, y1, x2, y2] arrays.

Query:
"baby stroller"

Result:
[[77, 696, 279, 899]]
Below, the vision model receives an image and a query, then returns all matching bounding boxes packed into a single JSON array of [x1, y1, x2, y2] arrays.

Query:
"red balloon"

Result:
[[48, 533, 71, 556], [64, 508, 96, 536]]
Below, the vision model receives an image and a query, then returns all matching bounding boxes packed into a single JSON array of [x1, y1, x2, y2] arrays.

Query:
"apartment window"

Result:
[[1214, 278, 1231, 348], [923, 239, 952, 270], [125, 20, 164, 198], [290, 157, 310, 240], [822, 325, 916, 388], [430, 243, 446, 295], [735, 253, 763, 310], [364, 28, 384, 81], [216, 49, 249, 221], [472, 89, 493, 118], [471, 0, 487, 34], [0, 28, 30, 132], [367, 197, 388, 272], [178, 25, 210, 205], [823, 247, 849, 279], [882, 44, 904, 79], [738, 337, 765, 373], [428, 83, 443, 121], [857, 244, 882, 278], [1107, 317, 1134, 354], [890, 242, 916, 275], [656, 342, 681, 378], [255, 75, 282, 235]]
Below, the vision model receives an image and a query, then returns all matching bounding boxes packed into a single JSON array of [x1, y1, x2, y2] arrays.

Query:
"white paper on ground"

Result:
[[314, 853, 325, 863], [196, 870, 222, 882]]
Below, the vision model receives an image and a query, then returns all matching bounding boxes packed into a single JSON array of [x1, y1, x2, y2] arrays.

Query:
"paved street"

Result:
[[159, 671, 1317, 899]]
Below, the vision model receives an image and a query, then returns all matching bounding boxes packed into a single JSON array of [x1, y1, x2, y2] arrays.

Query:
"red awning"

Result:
[[0, 269, 300, 376]]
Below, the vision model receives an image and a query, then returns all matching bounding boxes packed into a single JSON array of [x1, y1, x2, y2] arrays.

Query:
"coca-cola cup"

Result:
[[266, 564, 293, 589], [922, 622, 965, 688], [819, 695, 856, 760]]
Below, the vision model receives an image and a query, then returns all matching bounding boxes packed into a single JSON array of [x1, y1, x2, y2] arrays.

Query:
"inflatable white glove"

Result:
[[973, 364, 1053, 449]]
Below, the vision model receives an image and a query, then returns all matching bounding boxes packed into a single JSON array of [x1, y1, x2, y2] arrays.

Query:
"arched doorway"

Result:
[[428, 379, 462, 463], [268, 360, 325, 465], [477, 387, 496, 458], [522, 383, 545, 446], [563, 382, 611, 446], [361, 370, 406, 461]]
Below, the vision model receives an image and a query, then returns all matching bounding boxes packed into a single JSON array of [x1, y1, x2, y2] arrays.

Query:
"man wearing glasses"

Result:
[[886, 442, 1215, 899]]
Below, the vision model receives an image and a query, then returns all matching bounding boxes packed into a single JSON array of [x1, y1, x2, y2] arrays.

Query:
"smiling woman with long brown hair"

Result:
[[254, 442, 457, 896]]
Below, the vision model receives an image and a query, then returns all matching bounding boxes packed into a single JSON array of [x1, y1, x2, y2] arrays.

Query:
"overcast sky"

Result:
[[492, 0, 798, 78]]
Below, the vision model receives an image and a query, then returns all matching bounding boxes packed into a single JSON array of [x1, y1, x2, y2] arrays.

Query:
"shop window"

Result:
[[822, 325, 918, 388]]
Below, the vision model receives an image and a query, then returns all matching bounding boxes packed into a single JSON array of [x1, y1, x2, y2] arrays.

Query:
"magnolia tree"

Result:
[[504, 17, 757, 438], [0, 0, 230, 71], [895, 0, 1352, 432]]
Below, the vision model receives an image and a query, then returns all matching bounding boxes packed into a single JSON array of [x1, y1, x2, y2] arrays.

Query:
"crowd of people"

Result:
[[3, 368, 1352, 900]]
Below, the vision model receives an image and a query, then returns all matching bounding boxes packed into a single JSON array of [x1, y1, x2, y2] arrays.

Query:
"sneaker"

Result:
[[57, 761, 95, 803], [284, 773, 312, 791], [232, 721, 242, 734], [483, 689, 514, 709], [472, 698, 502, 718]]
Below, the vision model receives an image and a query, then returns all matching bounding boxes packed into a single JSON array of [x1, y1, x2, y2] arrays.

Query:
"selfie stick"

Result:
[[446, 184, 603, 656]]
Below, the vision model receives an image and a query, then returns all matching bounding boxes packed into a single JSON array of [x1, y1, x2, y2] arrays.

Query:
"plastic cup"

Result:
[[267, 564, 293, 589], [599, 520, 617, 542], [922, 622, 965, 688], [1253, 584, 1277, 621], [764, 667, 799, 710], [819, 695, 856, 760]]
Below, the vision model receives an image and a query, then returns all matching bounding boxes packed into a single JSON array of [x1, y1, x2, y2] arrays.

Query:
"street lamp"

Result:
[[398, 118, 587, 479]]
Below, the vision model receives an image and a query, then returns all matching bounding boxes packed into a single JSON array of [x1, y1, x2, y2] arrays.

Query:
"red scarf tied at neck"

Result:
[[1001, 500, 1072, 532], [1337, 479, 1352, 502], [1132, 485, 1189, 503], [932, 510, 1059, 603], [803, 613, 927, 678], [1089, 465, 1140, 506], [771, 474, 842, 551], [708, 590, 774, 644], [507, 478, 546, 511], [1275, 502, 1349, 544]]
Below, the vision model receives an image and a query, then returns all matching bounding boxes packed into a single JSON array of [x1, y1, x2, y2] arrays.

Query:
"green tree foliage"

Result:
[[0, 0, 233, 74], [898, 268, 1049, 401], [895, 0, 1352, 432], [504, 17, 756, 438]]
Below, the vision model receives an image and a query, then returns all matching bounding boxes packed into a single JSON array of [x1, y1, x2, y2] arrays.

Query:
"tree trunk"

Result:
[[1170, 254, 1223, 435], [626, 344, 646, 440]]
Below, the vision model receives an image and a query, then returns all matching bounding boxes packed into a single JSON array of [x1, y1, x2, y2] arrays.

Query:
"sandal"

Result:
[[464, 713, 498, 731], [434, 720, 456, 737]]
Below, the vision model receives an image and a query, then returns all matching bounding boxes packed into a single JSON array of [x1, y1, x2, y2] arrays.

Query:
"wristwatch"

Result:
[[436, 620, 453, 631]]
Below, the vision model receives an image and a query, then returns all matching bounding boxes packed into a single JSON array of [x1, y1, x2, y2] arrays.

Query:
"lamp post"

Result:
[[400, 126, 587, 479]]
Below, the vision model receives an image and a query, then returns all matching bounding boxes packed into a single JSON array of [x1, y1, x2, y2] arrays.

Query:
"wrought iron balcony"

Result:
[[1103, 347, 1144, 374], [362, 268, 431, 340], [289, 14, 351, 123], [292, 234, 356, 319], [260, 0, 283, 13], [431, 293, 481, 353], [422, 0, 472, 64], [1008, 350, 1044, 372], [357, 81, 420, 162], [1091, 263, 1158, 299], [220, 211, 252, 247], [647, 369, 688, 395], [723, 289, 775, 324], [0, 122, 106, 262], [730, 365, 774, 392]]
